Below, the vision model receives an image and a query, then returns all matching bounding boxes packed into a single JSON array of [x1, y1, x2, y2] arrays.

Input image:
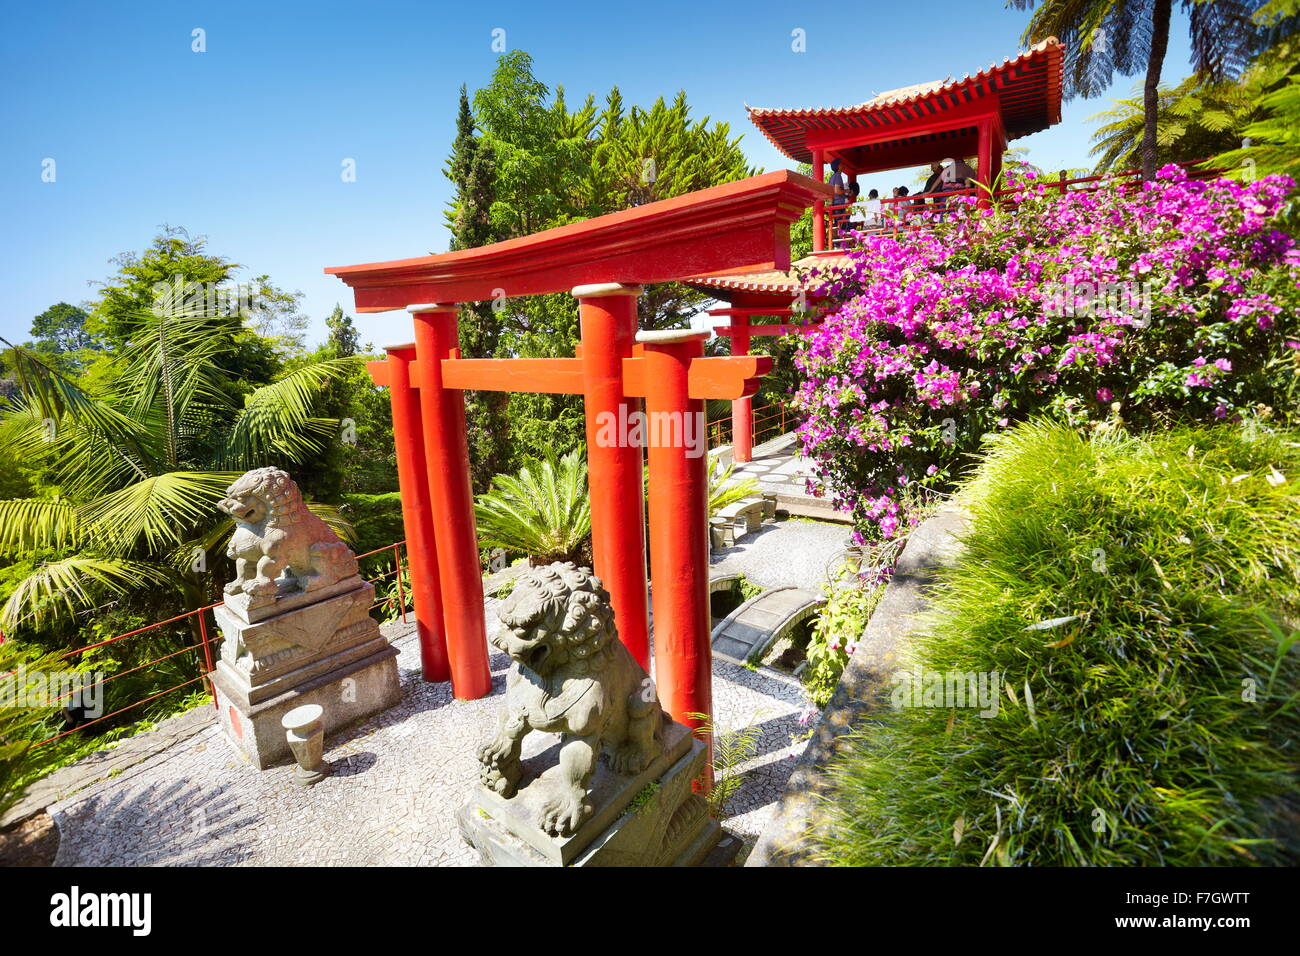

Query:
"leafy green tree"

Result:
[[30, 303, 95, 357], [89, 225, 236, 348], [445, 85, 510, 491], [86, 227, 295, 399], [1014, 0, 1273, 178], [323, 304, 363, 359], [472, 52, 596, 237]]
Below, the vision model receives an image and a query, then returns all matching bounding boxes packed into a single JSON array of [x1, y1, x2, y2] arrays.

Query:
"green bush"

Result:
[[339, 492, 405, 560], [814, 419, 1300, 866], [803, 565, 886, 707]]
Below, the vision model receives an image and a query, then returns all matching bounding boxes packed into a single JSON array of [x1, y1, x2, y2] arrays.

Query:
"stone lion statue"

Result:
[[478, 562, 666, 838], [218, 467, 358, 600]]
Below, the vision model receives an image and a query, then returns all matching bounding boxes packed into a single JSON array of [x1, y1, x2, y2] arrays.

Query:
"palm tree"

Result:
[[1013, 0, 1268, 178], [474, 449, 592, 566], [0, 298, 358, 634]]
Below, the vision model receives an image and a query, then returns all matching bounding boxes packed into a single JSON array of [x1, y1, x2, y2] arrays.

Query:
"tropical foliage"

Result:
[[0, 299, 357, 634], [1088, 75, 1258, 171], [445, 51, 758, 477], [707, 455, 759, 516], [0, 641, 70, 821], [1015, 0, 1276, 177]]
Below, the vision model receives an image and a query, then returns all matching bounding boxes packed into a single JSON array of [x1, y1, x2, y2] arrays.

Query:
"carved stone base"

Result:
[[209, 580, 400, 769], [213, 647, 398, 769], [458, 720, 722, 867]]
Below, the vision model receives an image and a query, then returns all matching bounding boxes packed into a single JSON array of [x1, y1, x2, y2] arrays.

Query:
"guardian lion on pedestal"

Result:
[[478, 562, 666, 837], [218, 467, 358, 599]]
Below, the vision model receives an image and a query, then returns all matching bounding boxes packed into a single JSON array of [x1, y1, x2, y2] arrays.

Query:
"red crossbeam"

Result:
[[368, 354, 771, 400]]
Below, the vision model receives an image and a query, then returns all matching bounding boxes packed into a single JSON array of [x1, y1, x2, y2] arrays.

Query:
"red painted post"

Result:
[[198, 609, 217, 710], [638, 329, 713, 782], [730, 315, 753, 463], [384, 343, 450, 682], [987, 126, 1004, 200], [977, 120, 994, 209], [393, 542, 408, 624], [575, 283, 651, 671], [811, 147, 825, 253], [410, 304, 492, 700]]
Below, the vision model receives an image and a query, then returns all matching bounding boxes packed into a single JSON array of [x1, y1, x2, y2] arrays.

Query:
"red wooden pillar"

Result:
[[811, 147, 825, 253], [409, 304, 492, 700], [988, 117, 1005, 199], [574, 283, 650, 671], [383, 343, 449, 682], [638, 329, 713, 779], [730, 315, 753, 463], [977, 119, 994, 209]]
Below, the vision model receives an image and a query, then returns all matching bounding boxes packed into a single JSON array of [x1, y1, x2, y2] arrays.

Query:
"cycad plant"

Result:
[[708, 454, 759, 516], [0, 298, 358, 634], [473, 449, 592, 566]]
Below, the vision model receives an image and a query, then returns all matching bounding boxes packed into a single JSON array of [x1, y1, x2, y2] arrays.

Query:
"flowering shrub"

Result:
[[793, 166, 1300, 541]]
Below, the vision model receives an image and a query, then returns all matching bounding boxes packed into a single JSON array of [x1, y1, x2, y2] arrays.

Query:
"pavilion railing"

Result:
[[6, 541, 410, 749], [822, 160, 1224, 249]]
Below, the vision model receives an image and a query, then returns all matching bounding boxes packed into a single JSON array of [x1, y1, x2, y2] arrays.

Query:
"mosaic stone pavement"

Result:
[[49, 600, 814, 867]]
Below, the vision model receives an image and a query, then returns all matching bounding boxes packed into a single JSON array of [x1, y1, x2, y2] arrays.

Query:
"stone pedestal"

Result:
[[458, 720, 721, 867], [210, 575, 400, 769]]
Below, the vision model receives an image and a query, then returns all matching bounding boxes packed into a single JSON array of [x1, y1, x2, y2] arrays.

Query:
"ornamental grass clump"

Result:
[[793, 165, 1300, 542], [813, 419, 1300, 866]]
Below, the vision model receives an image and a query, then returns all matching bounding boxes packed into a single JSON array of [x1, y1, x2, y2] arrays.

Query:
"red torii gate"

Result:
[[326, 170, 829, 739]]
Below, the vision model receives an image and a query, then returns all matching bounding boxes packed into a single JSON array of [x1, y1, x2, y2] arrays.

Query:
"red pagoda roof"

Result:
[[747, 39, 1063, 169]]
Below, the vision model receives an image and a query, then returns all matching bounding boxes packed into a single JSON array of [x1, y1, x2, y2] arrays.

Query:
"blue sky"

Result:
[[0, 0, 1197, 349]]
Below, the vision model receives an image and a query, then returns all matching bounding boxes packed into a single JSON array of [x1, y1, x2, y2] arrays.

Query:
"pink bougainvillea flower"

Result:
[[791, 167, 1299, 541]]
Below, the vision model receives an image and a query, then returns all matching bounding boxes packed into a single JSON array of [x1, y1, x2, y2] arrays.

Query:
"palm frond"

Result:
[[77, 471, 239, 554], [221, 357, 361, 469], [0, 499, 83, 554], [0, 556, 168, 633], [114, 306, 236, 466], [0, 340, 143, 446]]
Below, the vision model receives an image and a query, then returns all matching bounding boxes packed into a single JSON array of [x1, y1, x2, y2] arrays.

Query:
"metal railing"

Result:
[[6, 541, 410, 748], [707, 401, 795, 452]]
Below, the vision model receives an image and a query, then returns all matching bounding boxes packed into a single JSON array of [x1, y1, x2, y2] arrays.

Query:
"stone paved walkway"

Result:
[[710, 517, 851, 593], [49, 603, 813, 866], [724, 433, 852, 523]]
